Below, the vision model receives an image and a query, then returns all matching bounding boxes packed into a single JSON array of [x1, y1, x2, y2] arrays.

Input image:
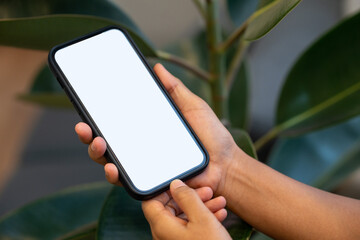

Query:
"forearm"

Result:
[[221, 148, 360, 240]]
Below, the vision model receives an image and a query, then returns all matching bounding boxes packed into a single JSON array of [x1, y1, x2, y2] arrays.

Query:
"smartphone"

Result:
[[48, 26, 209, 200]]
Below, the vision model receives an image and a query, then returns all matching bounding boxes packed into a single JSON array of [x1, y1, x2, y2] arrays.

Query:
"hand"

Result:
[[142, 179, 231, 240], [75, 63, 241, 194]]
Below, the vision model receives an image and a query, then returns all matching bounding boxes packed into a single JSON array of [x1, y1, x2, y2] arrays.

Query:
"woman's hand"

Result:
[[75, 63, 241, 195], [142, 179, 231, 240]]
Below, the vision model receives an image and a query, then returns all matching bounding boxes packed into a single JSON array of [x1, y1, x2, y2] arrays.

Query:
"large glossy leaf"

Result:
[[0, 15, 156, 57], [227, 0, 260, 27], [276, 11, 360, 136], [19, 64, 72, 108], [268, 116, 360, 189], [228, 62, 249, 130], [30, 65, 62, 93], [258, 0, 275, 9], [0, 0, 141, 35], [244, 0, 301, 41], [97, 187, 151, 239], [0, 182, 111, 239], [19, 93, 71, 108], [228, 220, 253, 240]]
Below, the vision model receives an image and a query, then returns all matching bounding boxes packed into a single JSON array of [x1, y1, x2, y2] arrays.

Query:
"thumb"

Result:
[[170, 179, 213, 222], [153, 63, 203, 112]]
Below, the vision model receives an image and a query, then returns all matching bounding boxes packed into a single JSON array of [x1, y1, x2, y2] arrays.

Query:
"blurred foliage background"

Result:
[[0, 0, 359, 239]]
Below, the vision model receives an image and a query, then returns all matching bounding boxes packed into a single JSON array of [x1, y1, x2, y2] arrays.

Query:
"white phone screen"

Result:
[[54, 29, 206, 192]]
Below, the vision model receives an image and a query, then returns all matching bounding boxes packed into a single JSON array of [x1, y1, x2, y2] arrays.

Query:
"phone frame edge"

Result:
[[47, 26, 209, 200]]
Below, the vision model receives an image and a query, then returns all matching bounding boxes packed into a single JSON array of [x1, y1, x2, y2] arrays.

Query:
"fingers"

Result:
[[166, 186, 213, 216], [175, 196, 227, 222], [75, 122, 107, 165], [88, 137, 107, 165], [76, 123, 122, 186], [75, 122, 93, 144], [170, 179, 213, 222], [214, 209, 227, 222], [153, 63, 183, 94], [204, 196, 226, 214], [104, 163, 122, 186], [142, 193, 181, 233]]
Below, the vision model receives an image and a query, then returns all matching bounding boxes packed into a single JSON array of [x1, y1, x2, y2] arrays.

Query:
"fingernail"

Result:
[[171, 179, 185, 189], [91, 143, 96, 151]]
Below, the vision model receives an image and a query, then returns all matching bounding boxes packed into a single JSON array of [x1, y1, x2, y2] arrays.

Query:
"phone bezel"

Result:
[[48, 26, 209, 200]]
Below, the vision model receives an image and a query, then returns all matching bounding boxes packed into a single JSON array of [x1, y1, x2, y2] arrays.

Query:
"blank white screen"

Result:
[[54, 29, 205, 192]]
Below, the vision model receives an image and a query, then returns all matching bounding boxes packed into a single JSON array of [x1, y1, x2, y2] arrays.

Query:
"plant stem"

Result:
[[206, 0, 227, 120], [218, 21, 248, 52], [192, 0, 207, 20], [254, 127, 281, 151], [225, 39, 249, 90], [156, 50, 212, 82]]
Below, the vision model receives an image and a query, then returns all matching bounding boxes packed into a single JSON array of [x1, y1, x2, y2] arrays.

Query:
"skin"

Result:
[[75, 64, 360, 240], [142, 179, 231, 240]]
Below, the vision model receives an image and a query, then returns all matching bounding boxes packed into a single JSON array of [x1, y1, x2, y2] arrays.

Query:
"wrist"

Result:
[[216, 146, 250, 200]]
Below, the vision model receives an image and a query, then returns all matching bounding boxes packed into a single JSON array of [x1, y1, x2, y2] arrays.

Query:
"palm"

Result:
[[179, 97, 237, 196]]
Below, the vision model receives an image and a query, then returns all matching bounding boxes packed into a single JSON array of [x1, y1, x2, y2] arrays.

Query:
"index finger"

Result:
[[75, 122, 93, 144]]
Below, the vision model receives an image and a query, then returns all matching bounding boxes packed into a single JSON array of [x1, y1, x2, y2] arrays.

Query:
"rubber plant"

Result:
[[1, 0, 360, 239]]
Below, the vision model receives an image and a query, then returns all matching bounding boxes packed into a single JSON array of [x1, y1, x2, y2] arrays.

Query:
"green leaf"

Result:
[[228, 62, 249, 130], [230, 128, 258, 159], [258, 0, 275, 9], [227, 0, 260, 27], [19, 93, 72, 108], [0, 182, 111, 239], [244, 0, 301, 41], [276, 11, 360, 136], [0, 0, 142, 36], [97, 187, 151, 239], [268, 116, 360, 189], [0, 0, 153, 52], [0, 15, 156, 57], [57, 223, 97, 240], [19, 64, 73, 108], [29, 65, 62, 93], [227, 220, 253, 240]]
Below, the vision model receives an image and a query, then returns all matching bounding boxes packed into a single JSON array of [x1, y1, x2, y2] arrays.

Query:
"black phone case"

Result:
[[48, 26, 209, 200]]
